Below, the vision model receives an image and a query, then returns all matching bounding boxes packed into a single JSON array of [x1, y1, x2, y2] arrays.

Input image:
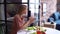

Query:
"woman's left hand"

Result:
[[29, 17, 35, 23]]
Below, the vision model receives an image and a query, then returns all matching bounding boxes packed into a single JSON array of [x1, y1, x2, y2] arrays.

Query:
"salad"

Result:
[[25, 26, 36, 30], [25, 26, 46, 34], [26, 26, 46, 31]]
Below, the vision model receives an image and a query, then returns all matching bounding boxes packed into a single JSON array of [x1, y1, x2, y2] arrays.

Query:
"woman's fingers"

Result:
[[29, 17, 35, 23]]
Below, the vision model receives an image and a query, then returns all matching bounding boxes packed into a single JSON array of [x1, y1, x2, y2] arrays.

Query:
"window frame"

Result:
[[0, 0, 29, 34], [0, 0, 40, 34]]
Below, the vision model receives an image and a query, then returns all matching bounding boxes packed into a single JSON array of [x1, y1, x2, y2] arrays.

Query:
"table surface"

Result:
[[17, 27, 60, 34]]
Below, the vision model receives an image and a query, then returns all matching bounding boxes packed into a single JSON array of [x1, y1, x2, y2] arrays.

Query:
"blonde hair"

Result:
[[17, 5, 27, 14]]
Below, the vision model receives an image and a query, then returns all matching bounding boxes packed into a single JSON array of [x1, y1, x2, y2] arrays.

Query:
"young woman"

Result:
[[11, 5, 35, 34]]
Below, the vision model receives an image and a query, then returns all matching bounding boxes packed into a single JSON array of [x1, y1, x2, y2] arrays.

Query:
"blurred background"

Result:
[[0, 0, 60, 34]]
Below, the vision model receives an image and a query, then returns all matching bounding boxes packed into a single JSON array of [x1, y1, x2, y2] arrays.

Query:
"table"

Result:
[[17, 27, 60, 34], [44, 27, 60, 34], [43, 22, 56, 29]]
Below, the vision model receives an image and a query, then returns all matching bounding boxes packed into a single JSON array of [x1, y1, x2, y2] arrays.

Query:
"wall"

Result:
[[40, 0, 57, 24]]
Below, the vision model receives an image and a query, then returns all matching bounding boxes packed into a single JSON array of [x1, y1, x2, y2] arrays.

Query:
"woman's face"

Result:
[[22, 7, 27, 14], [20, 7, 28, 17]]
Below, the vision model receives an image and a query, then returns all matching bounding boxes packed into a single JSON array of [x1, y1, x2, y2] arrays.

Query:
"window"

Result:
[[0, 4, 5, 20], [29, 0, 40, 26], [30, 0, 35, 3], [43, 3, 47, 16], [0, 0, 29, 34], [6, 0, 22, 3], [0, 0, 40, 34], [0, 4, 5, 34], [22, 0, 27, 2], [0, 0, 4, 3]]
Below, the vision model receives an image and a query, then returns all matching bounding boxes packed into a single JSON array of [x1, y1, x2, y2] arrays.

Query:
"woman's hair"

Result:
[[17, 5, 27, 13]]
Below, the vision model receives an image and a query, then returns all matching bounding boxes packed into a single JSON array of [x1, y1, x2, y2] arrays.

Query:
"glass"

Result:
[[0, 0, 4, 3], [36, 26, 41, 34], [6, 0, 21, 3], [22, 0, 27, 2]]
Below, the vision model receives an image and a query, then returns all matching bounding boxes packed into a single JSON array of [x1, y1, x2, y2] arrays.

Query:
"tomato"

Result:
[[37, 30, 41, 34]]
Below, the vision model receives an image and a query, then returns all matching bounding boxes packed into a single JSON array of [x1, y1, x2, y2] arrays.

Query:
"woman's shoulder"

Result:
[[13, 14, 22, 22]]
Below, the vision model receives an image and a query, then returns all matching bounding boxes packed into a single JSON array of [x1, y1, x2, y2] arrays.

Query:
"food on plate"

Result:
[[26, 26, 36, 30], [26, 26, 46, 34]]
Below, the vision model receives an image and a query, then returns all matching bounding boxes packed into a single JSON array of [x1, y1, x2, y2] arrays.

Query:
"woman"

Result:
[[11, 5, 35, 34]]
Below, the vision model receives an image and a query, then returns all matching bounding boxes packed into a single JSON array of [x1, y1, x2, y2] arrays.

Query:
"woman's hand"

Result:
[[29, 17, 35, 23], [19, 16, 35, 29]]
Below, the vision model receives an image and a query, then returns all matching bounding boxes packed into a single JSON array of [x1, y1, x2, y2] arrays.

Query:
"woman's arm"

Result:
[[21, 20, 31, 29], [15, 16, 34, 30], [20, 17, 35, 29]]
